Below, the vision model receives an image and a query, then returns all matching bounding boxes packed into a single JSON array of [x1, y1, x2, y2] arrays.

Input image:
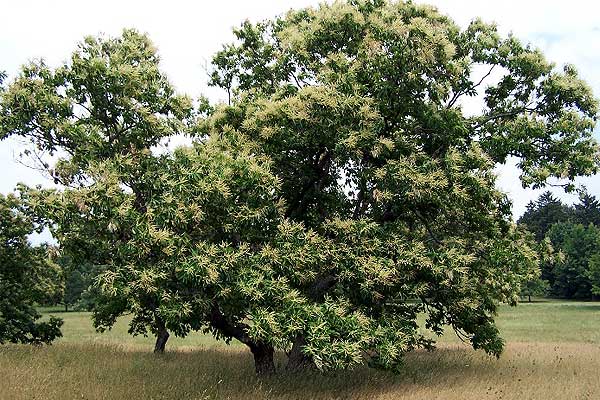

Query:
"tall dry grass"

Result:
[[1, 341, 599, 400]]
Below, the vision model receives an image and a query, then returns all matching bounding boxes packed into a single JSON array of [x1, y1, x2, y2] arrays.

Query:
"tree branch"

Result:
[[447, 65, 496, 109]]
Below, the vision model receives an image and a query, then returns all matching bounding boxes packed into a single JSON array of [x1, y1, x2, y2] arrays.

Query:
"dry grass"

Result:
[[1, 342, 599, 399], [2, 301, 600, 399]]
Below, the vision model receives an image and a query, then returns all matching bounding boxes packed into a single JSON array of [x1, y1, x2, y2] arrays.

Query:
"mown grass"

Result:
[[1, 300, 599, 399], [38, 307, 225, 349]]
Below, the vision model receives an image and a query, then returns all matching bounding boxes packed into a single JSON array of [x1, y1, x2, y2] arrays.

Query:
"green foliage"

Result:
[[518, 192, 573, 241], [546, 222, 600, 299], [519, 191, 600, 299], [586, 253, 600, 296], [520, 278, 549, 301], [0, 192, 63, 344], [519, 189, 600, 242], [0, 29, 193, 178], [0, 29, 195, 349], [60, 258, 103, 311], [519, 240, 554, 302], [210, 1, 598, 190], [204, 0, 597, 368], [573, 189, 600, 226]]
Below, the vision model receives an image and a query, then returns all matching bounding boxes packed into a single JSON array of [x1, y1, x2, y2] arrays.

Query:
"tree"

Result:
[[518, 192, 573, 241], [1, 0, 599, 375], [573, 189, 600, 227], [0, 29, 289, 373], [546, 222, 600, 299], [205, 0, 598, 371], [63, 267, 85, 312], [518, 190, 600, 298], [0, 192, 63, 345], [519, 238, 556, 303], [520, 278, 549, 302], [586, 253, 600, 298], [59, 257, 102, 312], [1, 29, 196, 354], [19, 133, 285, 371]]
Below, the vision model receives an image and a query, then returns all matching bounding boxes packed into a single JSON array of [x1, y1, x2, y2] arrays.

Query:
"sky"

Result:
[[1, 0, 600, 221]]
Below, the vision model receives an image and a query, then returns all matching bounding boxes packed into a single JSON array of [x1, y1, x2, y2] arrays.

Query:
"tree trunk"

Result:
[[528, 295, 531, 303], [154, 324, 170, 353], [208, 303, 275, 374], [250, 342, 275, 375], [286, 335, 315, 371], [65, 303, 68, 312]]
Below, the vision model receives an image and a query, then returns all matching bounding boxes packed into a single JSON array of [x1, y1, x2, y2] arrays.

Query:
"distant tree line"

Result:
[[518, 190, 600, 300]]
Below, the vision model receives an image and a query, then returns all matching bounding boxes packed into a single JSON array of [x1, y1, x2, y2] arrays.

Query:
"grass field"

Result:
[[1, 300, 600, 399]]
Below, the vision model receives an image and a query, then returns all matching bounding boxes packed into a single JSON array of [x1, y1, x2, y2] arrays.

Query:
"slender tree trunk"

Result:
[[250, 342, 275, 375], [154, 321, 170, 353], [286, 335, 315, 371], [528, 295, 531, 303], [65, 303, 68, 312]]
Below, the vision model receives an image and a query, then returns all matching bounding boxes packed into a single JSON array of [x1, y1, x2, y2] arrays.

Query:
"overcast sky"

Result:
[[1, 0, 600, 220]]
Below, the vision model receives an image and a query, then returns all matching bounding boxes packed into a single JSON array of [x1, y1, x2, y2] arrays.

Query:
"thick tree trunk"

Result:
[[209, 303, 275, 375], [285, 275, 336, 372], [286, 335, 315, 371], [154, 323, 170, 353], [250, 343, 275, 375]]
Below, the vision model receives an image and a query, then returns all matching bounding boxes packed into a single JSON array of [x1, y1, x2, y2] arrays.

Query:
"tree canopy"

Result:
[[1, 0, 598, 374], [205, 0, 597, 369]]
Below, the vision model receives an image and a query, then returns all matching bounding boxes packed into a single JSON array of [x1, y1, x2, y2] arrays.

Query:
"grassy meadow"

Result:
[[1, 300, 600, 399]]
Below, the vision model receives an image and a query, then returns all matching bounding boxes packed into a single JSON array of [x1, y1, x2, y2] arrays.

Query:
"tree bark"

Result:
[[154, 321, 170, 353], [286, 335, 315, 371], [250, 342, 275, 375], [209, 303, 275, 375]]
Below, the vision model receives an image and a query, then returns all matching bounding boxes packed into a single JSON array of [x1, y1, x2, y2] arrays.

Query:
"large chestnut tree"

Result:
[[207, 0, 598, 371]]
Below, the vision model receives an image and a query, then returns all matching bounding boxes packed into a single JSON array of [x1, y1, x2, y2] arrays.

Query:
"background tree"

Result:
[[518, 190, 600, 299], [0, 191, 63, 345], [520, 277, 549, 302], [518, 192, 573, 241], [63, 266, 85, 312], [586, 253, 600, 298], [546, 222, 600, 299], [58, 256, 102, 312], [573, 189, 600, 226]]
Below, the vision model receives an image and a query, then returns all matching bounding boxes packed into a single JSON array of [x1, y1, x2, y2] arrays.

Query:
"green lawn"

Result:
[[42, 299, 600, 350], [495, 300, 600, 343], [2, 300, 599, 400], [40, 306, 226, 350]]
